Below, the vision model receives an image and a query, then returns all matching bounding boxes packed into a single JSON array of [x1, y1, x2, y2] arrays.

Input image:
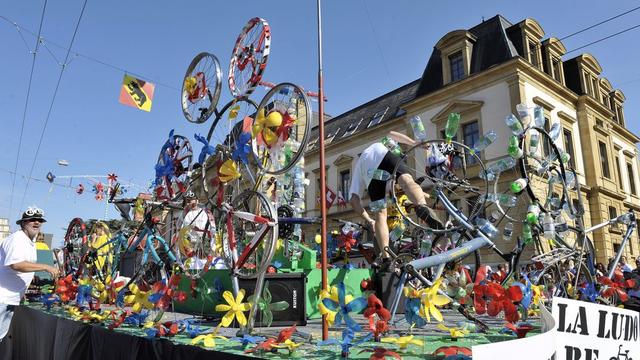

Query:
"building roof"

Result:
[[305, 79, 420, 151], [416, 15, 518, 97]]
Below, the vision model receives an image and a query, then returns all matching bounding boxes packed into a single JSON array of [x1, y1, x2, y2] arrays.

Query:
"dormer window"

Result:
[[551, 57, 562, 81], [435, 30, 477, 85], [527, 39, 540, 68], [541, 37, 566, 84], [367, 107, 389, 128], [449, 51, 464, 82], [342, 118, 362, 138]]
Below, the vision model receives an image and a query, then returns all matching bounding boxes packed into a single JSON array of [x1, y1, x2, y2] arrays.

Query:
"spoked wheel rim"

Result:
[[391, 140, 489, 235], [228, 17, 271, 99], [175, 207, 216, 280], [252, 82, 311, 176], [219, 190, 277, 278], [182, 52, 222, 124], [156, 134, 193, 201], [63, 218, 87, 277]]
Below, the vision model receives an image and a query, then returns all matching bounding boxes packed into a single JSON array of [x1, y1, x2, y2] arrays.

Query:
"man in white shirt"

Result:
[[0, 207, 59, 341], [180, 192, 216, 270], [349, 131, 443, 270]]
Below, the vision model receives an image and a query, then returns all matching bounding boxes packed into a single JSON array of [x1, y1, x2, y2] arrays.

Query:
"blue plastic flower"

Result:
[[124, 311, 149, 327], [230, 334, 266, 348], [231, 132, 251, 165], [194, 133, 216, 165], [579, 281, 598, 302], [514, 275, 533, 309], [76, 284, 92, 307], [321, 283, 367, 331], [404, 297, 426, 328]]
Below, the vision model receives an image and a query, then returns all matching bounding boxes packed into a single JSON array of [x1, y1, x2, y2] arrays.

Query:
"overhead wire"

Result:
[[8, 0, 48, 222], [20, 0, 89, 210]]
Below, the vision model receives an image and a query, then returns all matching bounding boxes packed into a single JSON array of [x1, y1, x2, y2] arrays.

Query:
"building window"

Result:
[[528, 41, 539, 68], [599, 142, 610, 179], [615, 106, 624, 126], [615, 156, 622, 188], [601, 94, 610, 109], [608, 206, 617, 220], [563, 128, 575, 169], [449, 51, 464, 82], [543, 118, 552, 157], [463, 121, 479, 165], [627, 162, 636, 195], [367, 107, 389, 128], [342, 118, 362, 138], [591, 77, 598, 98], [339, 170, 351, 201], [551, 57, 562, 81], [325, 127, 340, 144]]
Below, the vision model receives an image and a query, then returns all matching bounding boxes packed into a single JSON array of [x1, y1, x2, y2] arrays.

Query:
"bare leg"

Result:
[[373, 208, 389, 259], [397, 173, 426, 206]]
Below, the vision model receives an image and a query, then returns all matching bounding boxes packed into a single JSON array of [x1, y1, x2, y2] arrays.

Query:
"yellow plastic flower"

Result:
[[124, 283, 153, 313], [184, 76, 197, 94], [191, 334, 228, 348], [437, 323, 469, 339], [218, 159, 241, 183], [251, 109, 282, 146], [381, 335, 424, 350], [67, 306, 83, 320], [228, 104, 241, 121], [273, 339, 302, 353], [418, 278, 451, 323], [215, 290, 251, 327]]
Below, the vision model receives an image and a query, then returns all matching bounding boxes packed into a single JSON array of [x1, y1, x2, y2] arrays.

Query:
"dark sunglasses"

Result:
[[26, 219, 45, 223]]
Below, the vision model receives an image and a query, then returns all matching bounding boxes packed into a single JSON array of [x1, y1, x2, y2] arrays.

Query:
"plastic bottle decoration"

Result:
[[505, 114, 524, 136], [548, 122, 561, 141], [470, 131, 497, 155], [480, 157, 516, 180], [409, 115, 428, 142], [510, 178, 528, 193], [445, 113, 460, 143], [507, 135, 523, 159], [475, 218, 499, 239], [381, 136, 402, 156], [516, 104, 530, 126], [247, 282, 290, 327]]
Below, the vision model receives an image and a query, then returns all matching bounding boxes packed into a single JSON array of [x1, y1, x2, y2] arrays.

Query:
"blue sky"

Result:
[[2, 0, 640, 247]]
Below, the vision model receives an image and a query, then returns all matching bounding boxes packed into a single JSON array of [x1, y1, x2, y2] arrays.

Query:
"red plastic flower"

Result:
[[473, 281, 523, 323], [337, 232, 357, 253], [151, 275, 188, 310], [56, 275, 78, 303], [360, 347, 401, 360], [433, 346, 472, 356], [598, 276, 631, 302]]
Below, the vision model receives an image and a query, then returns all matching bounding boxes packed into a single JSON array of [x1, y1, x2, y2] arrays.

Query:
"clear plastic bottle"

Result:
[[368, 169, 391, 181], [548, 123, 561, 141], [528, 132, 540, 156], [369, 198, 387, 213], [482, 157, 517, 179], [445, 113, 460, 141], [533, 106, 545, 128], [542, 212, 555, 239], [381, 136, 402, 156], [563, 201, 577, 220], [619, 212, 634, 225], [505, 114, 524, 136], [420, 231, 433, 256], [516, 104, 530, 126], [522, 223, 533, 244], [508, 135, 523, 159], [409, 115, 428, 142], [526, 203, 541, 224], [489, 210, 502, 223], [476, 218, 499, 239], [494, 193, 518, 207], [510, 178, 528, 193], [503, 222, 514, 242], [471, 131, 497, 154], [555, 214, 568, 235], [389, 221, 406, 242]]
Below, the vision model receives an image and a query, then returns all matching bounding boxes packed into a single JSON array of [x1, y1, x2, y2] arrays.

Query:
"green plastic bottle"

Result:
[[510, 178, 528, 193], [445, 113, 460, 142], [507, 135, 523, 159], [522, 223, 533, 244]]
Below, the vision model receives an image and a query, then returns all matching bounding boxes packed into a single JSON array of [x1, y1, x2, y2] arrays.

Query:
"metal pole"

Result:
[[316, 0, 329, 341]]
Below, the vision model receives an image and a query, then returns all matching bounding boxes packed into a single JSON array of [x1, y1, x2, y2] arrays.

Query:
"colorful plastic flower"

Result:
[[380, 335, 424, 350], [56, 275, 78, 303], [432, 346, 472, 357], [437, 323, 469, 340], [317, 328, 372, 358], [194, 133, 216, 165], [247, 282, 290, 327], [231, 132, 251, 165], [473, 281, 523, 323], [215, 289, 251, 327], [418, 278, 451, 323], [363, 294, 391, 328], [191, 333, 228, 348], [359, 347, 402, 360], [218, 159, 241, 183], [404, 287, 426, 328], [321, 283, 367, 331], [272, 339, 302, 355], [501, 322, 534, 338], [124, 283, 154, 313]]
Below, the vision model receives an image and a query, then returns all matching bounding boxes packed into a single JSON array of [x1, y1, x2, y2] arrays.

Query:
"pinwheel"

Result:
[[275, 112, 297, 143], [231, 132, 251, 165], [146, 321, 181, 338], [215, 289, 251, 327], [359, 347, 401, 360], [513, 276, 533, 310], [124, 283, 154, 313], [380, 335, 424, 350], [76, 183, 84, 195], [194, 133, 216, 165], [247, 283, 290, 327], [418, 278, 451, 323], [92, 275, 125, 304], [231, 334, 266, 348], [218, 159, 241, 183], [437, 323, 469, 340], [318, 287, 338, 326], [404, 287, 427, 328], [363, 294, 391, 337], [317, 328, 372, 358], [337, 231, 357, 253], [579, 281, 598, 303], [56, 275, 78, 303], [124, 311, 149, 327], [598, 276, 631, 302], [321, 282, 367, 331], [370, 319, 389, 342], [251, 109, 282, 146], [191, 333, 228, 348], [474, 281, 523, 323], [433, 346, 472, 357], [149, 275, 187, 311], [501, 322, 534, 338]]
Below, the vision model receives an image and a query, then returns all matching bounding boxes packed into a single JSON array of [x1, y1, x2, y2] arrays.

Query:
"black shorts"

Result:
[[367, 151, 410, 202]]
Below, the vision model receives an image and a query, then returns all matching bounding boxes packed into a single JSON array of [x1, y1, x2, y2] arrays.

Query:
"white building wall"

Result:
[[612, 136, 640, 202]]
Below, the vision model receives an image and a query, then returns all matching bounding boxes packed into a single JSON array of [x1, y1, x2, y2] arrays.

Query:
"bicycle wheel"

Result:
[[219, 190, 278, 277], [205, 98, 258, 146], [175, 207, 216, 279], [429, 231, 482, 274], [63, 218, 87, 277], [228, 17, 271, 98], [252, 82, 311, 175], [182, 52, 222, 124], [390, 140, 490, 235], [155, 133, 193, 201]]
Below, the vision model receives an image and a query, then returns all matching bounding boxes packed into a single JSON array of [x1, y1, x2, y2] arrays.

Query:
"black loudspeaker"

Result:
[[119, 251, 143, 278], [374, 271, 405, 314], [239, 273, 307, 327]]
